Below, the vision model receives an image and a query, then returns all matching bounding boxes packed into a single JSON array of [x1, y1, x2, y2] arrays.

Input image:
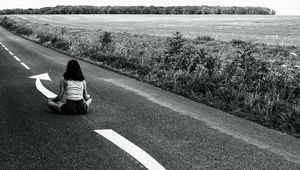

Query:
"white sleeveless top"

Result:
[[65, 80, 85, 100]]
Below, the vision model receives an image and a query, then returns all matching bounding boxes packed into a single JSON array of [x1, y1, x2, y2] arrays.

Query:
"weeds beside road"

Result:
[[1, 16, 300, 138]]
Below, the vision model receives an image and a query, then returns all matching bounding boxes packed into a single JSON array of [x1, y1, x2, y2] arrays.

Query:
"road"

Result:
[[0, 26, 300, 169]]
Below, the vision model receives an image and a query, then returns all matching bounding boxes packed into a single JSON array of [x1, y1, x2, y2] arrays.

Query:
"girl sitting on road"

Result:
[[47, 60, 92, 114]]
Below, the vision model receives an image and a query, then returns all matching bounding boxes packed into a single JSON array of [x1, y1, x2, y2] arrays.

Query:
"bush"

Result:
[[231, 39, 249, 46], [16, 27, 33, 36], [0, 17, 16, 30], [37, 32, 53, 44], [52, 38, 70, 51], [100, 31, 113, 48], [195, 35, 215, 42], [165, 31, 185, 56]]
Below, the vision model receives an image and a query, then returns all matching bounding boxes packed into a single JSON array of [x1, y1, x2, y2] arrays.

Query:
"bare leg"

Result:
[[85, 98, 92, 113], [47, 100, 63, 113], [86, 98, 92, 107]]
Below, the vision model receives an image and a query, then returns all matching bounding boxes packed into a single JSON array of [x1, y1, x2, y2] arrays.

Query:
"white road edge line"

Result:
[[94, 129, 165, 170], [9, 51, 14, 56], [20, 62, 30, 70], [13, 55, 21, 61]]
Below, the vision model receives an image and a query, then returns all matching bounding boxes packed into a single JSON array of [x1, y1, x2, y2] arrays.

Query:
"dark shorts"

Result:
[[61, 99, 88, 115]]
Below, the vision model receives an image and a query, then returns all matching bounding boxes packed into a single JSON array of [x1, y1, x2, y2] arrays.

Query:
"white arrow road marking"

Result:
[[29, 73, 57, 98], [94, 129, 165, 170]]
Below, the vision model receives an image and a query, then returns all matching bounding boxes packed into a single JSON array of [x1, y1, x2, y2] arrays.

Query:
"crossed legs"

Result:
[[47, 100, 63, 113], [47, 98, 92, 113]]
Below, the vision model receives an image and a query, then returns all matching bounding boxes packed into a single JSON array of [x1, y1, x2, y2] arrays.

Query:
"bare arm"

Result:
[[83, 80, 91, 100], [52, 79, 65, 102]]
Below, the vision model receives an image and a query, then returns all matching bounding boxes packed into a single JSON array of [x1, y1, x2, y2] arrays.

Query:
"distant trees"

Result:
[[0, 5, 276, 15]]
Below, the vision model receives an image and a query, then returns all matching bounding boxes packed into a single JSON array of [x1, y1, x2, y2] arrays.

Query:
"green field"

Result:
[[14, 14, 300, 46]]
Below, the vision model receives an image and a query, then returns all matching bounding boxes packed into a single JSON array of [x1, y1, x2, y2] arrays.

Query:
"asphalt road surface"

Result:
[[1, 26, 300, 169]]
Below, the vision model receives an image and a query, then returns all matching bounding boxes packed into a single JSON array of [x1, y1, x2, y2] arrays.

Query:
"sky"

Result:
[[0, 0, 299, 15]]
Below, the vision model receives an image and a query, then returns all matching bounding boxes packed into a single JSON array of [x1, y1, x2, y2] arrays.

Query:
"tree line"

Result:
[[0, 5, 276, 15]]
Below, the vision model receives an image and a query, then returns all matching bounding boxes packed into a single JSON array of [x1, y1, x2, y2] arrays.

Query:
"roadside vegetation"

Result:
[[0, 5, 275, 15], [1, 16, 299, 138]]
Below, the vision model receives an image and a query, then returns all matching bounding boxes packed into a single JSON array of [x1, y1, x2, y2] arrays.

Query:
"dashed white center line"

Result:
[[94, 129, 165, 170], [20, 62, 30, 70], [1, 43, 30, 70], [13, 55, 21, 61]]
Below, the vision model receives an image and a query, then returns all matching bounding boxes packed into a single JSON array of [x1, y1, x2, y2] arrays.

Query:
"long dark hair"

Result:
[[63, 60, 85, 81]]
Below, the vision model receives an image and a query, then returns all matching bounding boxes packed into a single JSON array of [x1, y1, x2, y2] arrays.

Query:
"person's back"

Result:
[[47, 60, 92, 115], [65, 80, 84, 101]]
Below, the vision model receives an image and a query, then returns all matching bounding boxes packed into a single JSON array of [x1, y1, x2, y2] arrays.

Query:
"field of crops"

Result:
[[14, 14, 300, 46]]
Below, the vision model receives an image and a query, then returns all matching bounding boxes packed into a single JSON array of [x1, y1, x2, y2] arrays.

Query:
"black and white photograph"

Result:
[[0, 0, 299, 169]]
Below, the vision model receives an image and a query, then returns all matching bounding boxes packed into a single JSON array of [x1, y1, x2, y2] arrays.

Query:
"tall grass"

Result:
[[1, 16, 300, 137]]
